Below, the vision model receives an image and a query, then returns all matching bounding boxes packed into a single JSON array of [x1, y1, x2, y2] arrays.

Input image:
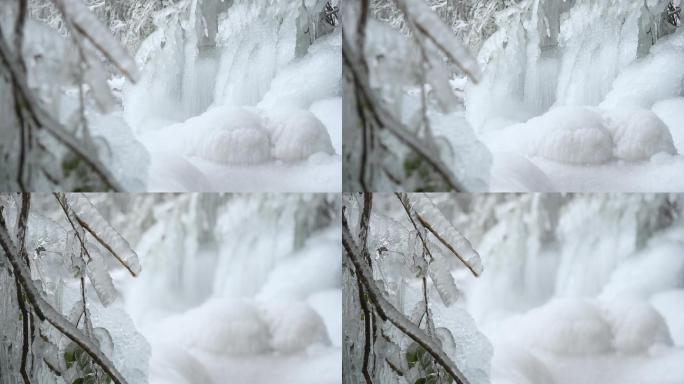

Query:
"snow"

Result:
[[650, 290, 684, 346], [459, 3, 684, 191], [266, 109, 335, 161], [98, 0, 343, 191], [652, 97, 684, 152], [600, 299, 673, 354], [116, 195, 341, 384]]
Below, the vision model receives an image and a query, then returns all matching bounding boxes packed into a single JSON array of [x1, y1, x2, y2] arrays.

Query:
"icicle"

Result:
[[86, 245, 118, 306], [65, 194, 141, 276], [407, 194, 483, 277]]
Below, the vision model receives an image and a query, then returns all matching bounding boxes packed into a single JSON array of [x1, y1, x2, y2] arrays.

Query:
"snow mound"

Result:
[[528, 107, 613, 164], [600, 300, 673, 354], [188, 107, 271, 164], [519, 298, 613, 355], [149, 340, 214, 384], [176, 299, 271, 355], [488, 151, 555, 192], [490, 343, 556, 384], [602, 109, 677, 161], [652, 97, 684, 153], [600, 240, 684, 301], [650, 290, 684, 347], [257, 227, 340, 300], [266, 109, 335, 161], [258, 30, 341, 110], [147, 151, 212, 192], [601, 32, 684, 109], [259, 301, 331, 353]]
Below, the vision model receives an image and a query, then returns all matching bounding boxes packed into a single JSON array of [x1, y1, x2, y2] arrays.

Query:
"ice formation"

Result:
[[260, 301, 331, 353], [600, 300, 673, 354], [119, 0, 341, 190], [462, 0, 684, 190]]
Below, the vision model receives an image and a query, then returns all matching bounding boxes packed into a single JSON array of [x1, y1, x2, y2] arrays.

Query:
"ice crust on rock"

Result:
[[512, 299, 614, 356], [602, 108, 677, 161], [652, 97, 684, 153], [650, 290, 684, 347], [266, 109, 335, 161], [528, 107, 614, 164], [188, 107, 272, 164], [259, 301, 331, 353], [600, 300, 673, 354], [173, 299, 271, 355]]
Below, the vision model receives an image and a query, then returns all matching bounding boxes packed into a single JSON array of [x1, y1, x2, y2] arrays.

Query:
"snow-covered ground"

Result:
[[112, 196, 342, 384], [100, 1, 341, 192], [440, 2, 684, 191], [454, 196, 684, 384]]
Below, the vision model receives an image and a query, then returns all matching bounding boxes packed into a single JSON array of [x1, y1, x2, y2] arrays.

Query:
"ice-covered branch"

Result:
[[394, 0, 481, 83], [55, 193, 140, 278], [343, 37, 466, 191], [342, 209, 472, 384], [403, 193, 483, 277], [0, 28, 124, 191], [53, 0, 140, 83], [0, 210, 129, 384]]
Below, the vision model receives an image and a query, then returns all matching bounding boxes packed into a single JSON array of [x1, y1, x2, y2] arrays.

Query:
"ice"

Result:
[[505, 298, 614, 356], [309, 97, 342, 154], [650, 290, 684, 346], [652, 97, 684, 152], [490, 343, 556, 384], [188, 107, 272, 165], [257, 226, 340, 301], [527, 107, 614, 165], [146, 151, 213, 192], [60, 0, 140, 82], [148, 340, 214, 384], [65, 194, 141, 276], [85, 246, 118, 306], [600, 299, 673, 354], [259, 301, 330, 353], [601, 108, 677, 161], [599, 236, 684, 301], [265, 109, 335, 161], [169, 298, 272, 355]]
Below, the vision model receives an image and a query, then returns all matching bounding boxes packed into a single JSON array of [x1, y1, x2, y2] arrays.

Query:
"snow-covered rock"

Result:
[[189, 107, 272, 164], [490, 343, 556, 384], [650, 290, 684, 347], [600, 300, 673, 354], [259, 301, 330, 353], [515, 298, 614, 355], [266, 109, 335, 161], [602, 109, 677, 161], [528, 107, 614, 164], [175, 299, 271, 355], [652, 97, 684, 153], [148, 340, 214, 384]]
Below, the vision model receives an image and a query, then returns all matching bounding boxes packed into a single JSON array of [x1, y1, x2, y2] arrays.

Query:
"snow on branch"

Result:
[[342, 206, 472, 384], [0, 207, 129, 384], [54, 0, 140, 82]]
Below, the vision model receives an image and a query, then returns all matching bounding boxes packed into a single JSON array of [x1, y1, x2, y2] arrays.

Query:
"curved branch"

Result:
[[343, 37, 466, 191], [0, 213, 129, 384], [342, 209, 472, 384], [0, 29, 123, 191]]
